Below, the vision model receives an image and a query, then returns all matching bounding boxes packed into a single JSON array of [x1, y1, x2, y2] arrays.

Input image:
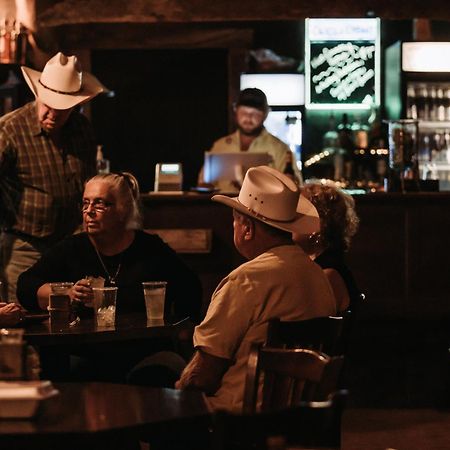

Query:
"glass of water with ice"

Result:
[[92, 287, 117, 327]]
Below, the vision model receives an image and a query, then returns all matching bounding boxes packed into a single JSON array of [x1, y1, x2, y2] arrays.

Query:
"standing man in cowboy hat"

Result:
[[0, 52, 105, 302], [176, 166, 336, 412]]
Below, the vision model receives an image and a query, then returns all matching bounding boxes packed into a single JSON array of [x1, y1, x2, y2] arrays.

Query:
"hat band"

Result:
[[244, 205, 296, 224], [38, 79, 81, 95]]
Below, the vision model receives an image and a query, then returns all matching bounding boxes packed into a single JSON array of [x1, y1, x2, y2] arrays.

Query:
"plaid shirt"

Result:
[[0, 101, 96, 241]]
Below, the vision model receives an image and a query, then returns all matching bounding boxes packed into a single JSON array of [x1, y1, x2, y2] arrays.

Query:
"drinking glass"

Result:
[[92, 287, 117, 327], [142, 282, 167, 320]]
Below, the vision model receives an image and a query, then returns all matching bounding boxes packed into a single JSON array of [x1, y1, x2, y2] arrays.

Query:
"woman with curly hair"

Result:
[[294, 183, 363, 312]]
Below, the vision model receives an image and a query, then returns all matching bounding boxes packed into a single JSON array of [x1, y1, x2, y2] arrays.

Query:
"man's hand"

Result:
[[175, 349, 230, 395]]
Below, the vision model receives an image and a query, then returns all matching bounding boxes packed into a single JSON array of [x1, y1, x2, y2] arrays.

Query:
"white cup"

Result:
[[142, 282, 167, 320], [92, 287, 117, 327]]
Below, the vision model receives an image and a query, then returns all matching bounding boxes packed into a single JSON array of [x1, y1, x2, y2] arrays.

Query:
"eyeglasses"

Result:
[[82, 199, 114, 213]]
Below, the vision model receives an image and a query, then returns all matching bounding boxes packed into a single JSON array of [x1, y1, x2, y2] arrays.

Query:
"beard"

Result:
[[237, 123, 264, 137]]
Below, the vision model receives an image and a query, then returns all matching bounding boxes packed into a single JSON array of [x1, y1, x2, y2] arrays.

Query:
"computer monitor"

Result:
[[203, 152, 272, 184]]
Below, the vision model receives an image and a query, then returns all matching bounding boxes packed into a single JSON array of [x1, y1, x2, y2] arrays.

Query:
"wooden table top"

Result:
[[23, 313, 191, 346], [0, 382, 210, 449], [341, 408, 450, 450]]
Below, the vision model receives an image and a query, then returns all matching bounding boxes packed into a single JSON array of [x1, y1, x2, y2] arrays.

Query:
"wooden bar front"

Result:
[[142, 192, 450, 321]]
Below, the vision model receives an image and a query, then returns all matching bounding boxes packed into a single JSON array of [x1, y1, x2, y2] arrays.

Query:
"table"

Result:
[[23, 313, 191, 346], [0, 382, 210, 450], [341, 408, 450, 450], [22, 313, 193, 380]]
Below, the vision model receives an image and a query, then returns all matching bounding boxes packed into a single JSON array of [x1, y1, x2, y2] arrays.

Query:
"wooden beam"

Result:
[[36, 0, 450, 27], [52, 23, 253, 50]]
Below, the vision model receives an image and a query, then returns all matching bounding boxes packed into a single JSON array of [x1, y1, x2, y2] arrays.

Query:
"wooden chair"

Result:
[[212, 390, 347, 450], [243, 345, 344, 414], [266, 314, 349, 356]]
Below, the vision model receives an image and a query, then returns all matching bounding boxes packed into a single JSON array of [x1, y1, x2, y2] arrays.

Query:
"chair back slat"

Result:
[[243, 344, 331, 414], [267, 314, 348, 355]]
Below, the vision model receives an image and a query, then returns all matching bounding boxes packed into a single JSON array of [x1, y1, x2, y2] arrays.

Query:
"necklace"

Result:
[[94, 246, 122, 286]]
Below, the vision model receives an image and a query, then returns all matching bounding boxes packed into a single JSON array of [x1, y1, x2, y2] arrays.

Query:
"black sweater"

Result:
[[17, 230, 202, 323]]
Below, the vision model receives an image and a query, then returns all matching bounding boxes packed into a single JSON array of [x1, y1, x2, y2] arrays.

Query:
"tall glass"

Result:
[[92, 287, 117, 327], [48, 282, 73, 330], [142, 282, 167, 320]]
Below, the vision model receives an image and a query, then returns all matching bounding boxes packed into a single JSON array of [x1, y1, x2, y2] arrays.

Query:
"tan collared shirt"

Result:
[[194, 245, 336, 412]]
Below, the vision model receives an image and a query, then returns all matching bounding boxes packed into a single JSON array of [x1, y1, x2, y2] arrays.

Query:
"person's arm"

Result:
[[175, 348, 230, 395], [0, 303, 25, 327], [323, 268, 350, 312]]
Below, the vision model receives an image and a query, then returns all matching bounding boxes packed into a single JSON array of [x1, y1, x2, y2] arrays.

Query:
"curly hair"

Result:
[[301, 183, 359, 252]]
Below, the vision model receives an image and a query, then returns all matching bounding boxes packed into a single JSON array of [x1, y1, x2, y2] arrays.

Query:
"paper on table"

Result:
[[0, 380, 57, 398]]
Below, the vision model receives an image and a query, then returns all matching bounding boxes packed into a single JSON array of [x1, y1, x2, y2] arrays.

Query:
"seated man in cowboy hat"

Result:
[[176, 166, 336, 413], [0, 52, 105, 302]]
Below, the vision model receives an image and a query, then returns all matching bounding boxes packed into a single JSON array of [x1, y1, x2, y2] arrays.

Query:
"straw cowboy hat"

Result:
[[21, 52, 105, 110], [212, 166, 320, 235]]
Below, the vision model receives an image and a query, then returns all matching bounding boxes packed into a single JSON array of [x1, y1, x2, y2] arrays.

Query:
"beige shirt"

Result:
[[198, 128, 301, 191], [194, 245, 336, 413]]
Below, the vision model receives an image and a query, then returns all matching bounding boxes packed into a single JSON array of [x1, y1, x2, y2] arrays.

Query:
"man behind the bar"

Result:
[[177, 165, 336, 412], [0, 52, 104, 302], [198, 88, 301, 191]]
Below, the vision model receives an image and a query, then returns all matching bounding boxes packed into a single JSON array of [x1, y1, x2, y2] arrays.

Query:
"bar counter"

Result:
[[141, 191, 450, 320]]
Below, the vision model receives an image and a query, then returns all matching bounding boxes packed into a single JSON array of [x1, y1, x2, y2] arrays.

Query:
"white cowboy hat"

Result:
[[212, 165, 320, 235], [21, 52, 105, 109]]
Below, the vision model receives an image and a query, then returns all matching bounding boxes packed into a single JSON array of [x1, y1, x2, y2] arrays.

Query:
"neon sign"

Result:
[[306, 18, 380, 110]]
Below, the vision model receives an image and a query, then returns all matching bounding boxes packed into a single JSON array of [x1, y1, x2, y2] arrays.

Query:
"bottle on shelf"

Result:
[[428, 86, 437, 121], [337, 113, 355, 181], [323, 113, 345, 181], [436, 87, 445, 122], [351, 115, 370, 182], [406, 85, 418, 120], [96, 144, 110, 174], [416, 84, 429, 121], [445, 88, 450, 122]]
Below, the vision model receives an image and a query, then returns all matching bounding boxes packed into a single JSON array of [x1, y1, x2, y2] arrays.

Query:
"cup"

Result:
[[92, 287, 117, 327], [0, 328, 24, 344], [0, 328, 24, 379], [48, 282, 73, 330], [142, 282, 167, 320]]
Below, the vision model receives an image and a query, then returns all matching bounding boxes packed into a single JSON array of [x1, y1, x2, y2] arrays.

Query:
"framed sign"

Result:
[[305, 18, 380, 110]]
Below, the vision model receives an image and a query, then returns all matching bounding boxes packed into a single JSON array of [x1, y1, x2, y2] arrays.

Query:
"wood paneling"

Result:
[[36, 0, 450, 26], [142, 192, 450, 320]]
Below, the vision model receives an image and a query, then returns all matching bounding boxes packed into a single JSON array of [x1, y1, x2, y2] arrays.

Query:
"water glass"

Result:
[[92, 287, 117, 327], [142, 282, 167, 320]]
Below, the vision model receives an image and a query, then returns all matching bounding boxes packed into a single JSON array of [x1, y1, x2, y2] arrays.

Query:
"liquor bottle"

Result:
[[96, 144, 110, 174], [416, 84, 430, 120], [429, 86, 437, 121], [337, 113, 355, 181], [283, 151, 295, 178], [436, 88, 445, 121], [322, 114, 344, 181], [352, 115, 370, 182], [445, 88, 450, 121], [406, 85, 418, 119]]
